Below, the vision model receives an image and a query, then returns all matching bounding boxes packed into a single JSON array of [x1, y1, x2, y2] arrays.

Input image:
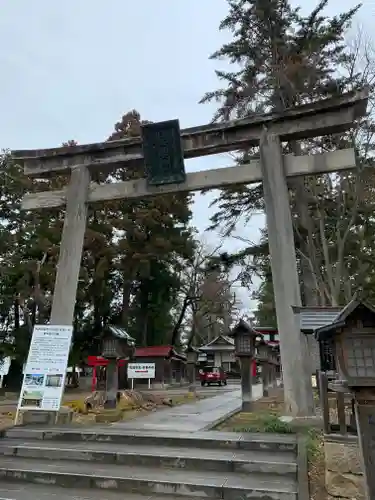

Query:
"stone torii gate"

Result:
[[14, 89, 368, 417]]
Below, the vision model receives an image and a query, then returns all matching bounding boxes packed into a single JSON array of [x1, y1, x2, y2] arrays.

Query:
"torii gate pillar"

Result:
[[260, 132, 312, 415]]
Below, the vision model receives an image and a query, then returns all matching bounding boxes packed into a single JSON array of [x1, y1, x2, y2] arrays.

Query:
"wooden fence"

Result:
[[318, 371, 357, 436]]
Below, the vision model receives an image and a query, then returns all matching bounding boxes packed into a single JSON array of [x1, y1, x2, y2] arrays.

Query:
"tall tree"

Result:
[[201, 0, 373, 311], [106, 110, 195, 346], [174, 241, 241, 346], [0, 109, 196, 381]]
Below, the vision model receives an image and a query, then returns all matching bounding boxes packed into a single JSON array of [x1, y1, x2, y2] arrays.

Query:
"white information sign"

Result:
[[128, 363, 155, 379], [17, 324, 73, 412]]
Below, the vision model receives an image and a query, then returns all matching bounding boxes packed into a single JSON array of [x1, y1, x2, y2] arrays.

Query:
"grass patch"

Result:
[[219, 410, 326, 499], [216, 389, 288, 434], [216, 386, 326, 500], [306, 428, 323, 460], [219, 411, 294, 434], [306, 429, 325, 500]]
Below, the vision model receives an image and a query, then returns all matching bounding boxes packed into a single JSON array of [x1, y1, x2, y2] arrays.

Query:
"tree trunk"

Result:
[[14, 300, 20, 329], [171, 295, 190, 346], [4, 359, 23, 391], [289, 141, 319, 307], [121, 275, 132, 325]]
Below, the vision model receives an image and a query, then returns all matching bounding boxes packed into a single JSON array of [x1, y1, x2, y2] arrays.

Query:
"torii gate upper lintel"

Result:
[[14, 86, 368, 178], [12, 88, 369, 417]]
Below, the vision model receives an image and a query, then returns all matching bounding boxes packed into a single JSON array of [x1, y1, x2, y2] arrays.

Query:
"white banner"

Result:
[[128, 363, 155, 379], [17, 324, 73, 412]]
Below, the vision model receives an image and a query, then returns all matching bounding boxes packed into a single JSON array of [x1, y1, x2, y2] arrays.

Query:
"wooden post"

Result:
[[353, 390, 375, 500], [336, 392, 347, 435], [260, 131, 314, 417], [318, 371, 330, 435], [50, 166, 90, 325]]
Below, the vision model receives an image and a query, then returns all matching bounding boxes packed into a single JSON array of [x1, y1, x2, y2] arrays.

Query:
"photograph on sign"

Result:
[[20, 390, 43, 408], [127, 363, 156, 379], [24, 374, 44, 387], [45, 374, 64, 387], [17, 325, 73, 412]]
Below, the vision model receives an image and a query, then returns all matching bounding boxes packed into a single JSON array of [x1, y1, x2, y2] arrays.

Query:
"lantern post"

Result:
[[230, 320, 258, 412], [186, 347, 199, 394], [256, 339, 271, 397], [268, 348, 279, 389]]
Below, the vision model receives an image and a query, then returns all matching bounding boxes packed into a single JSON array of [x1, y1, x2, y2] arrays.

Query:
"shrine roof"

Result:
[[292, 306, 342, 333], [315, 299, 375, 341], [107, 325, 135, 344], [135, 345, 186, 360], [199, 335, 235, 352]]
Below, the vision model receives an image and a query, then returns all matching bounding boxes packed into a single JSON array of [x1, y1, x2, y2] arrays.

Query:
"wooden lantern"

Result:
[[230, 319, 258, 358], [315, 300, 375, 388], [101, 326, 135, 360]]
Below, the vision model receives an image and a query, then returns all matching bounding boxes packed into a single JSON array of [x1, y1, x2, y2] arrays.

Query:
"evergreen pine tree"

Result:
[[106, 111, 195, 346], [201, 0, 374, 312]]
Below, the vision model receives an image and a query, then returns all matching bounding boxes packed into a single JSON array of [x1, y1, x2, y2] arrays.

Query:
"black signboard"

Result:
[[141, 119, 186, 186]]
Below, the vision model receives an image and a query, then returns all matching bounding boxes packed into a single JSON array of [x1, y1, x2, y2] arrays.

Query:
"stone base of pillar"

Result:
[[104, 398, 117, 409], [242, 401, 253, 412], [20, 407, 73, 426]]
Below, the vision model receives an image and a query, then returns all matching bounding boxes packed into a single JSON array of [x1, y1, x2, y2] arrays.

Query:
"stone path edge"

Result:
[[296, 433, 309, 500], [201, 385, 264, 431], [201, 404, 241, 431]]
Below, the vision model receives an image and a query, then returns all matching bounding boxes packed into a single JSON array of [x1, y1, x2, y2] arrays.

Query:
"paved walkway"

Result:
[[113, 383, 263, 432]]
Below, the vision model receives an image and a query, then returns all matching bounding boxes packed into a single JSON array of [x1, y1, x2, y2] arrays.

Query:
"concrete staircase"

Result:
[[0, 426, 301, 499]]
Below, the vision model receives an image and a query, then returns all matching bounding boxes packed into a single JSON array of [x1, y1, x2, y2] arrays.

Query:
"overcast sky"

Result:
[[0, 0, 371, 313]]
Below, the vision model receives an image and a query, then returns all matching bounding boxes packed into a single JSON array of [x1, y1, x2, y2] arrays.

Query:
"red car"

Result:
[[199, 366, 227, 386]]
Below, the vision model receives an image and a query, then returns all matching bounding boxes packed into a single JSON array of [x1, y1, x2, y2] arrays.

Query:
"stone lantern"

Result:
[[101, 326, 135, 409], [230, 319, 258, 411], [256, 338, 270, 397], [186, 346, 199, 393], [315, 298, 375, 499]]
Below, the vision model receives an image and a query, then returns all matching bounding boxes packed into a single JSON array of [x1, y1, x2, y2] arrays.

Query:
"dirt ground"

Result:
[[217, 387, 327, 500], [0, 413, 14, 432], [69, 390, 206, 425], [0, 390, 206, 428]]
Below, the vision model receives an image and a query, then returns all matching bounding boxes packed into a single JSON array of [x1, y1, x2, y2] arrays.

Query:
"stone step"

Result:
[[0, 457, 298, 499], [0, 438, 297, 477], [3, 427, 298, 453], [0, 481, 178, 499]]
